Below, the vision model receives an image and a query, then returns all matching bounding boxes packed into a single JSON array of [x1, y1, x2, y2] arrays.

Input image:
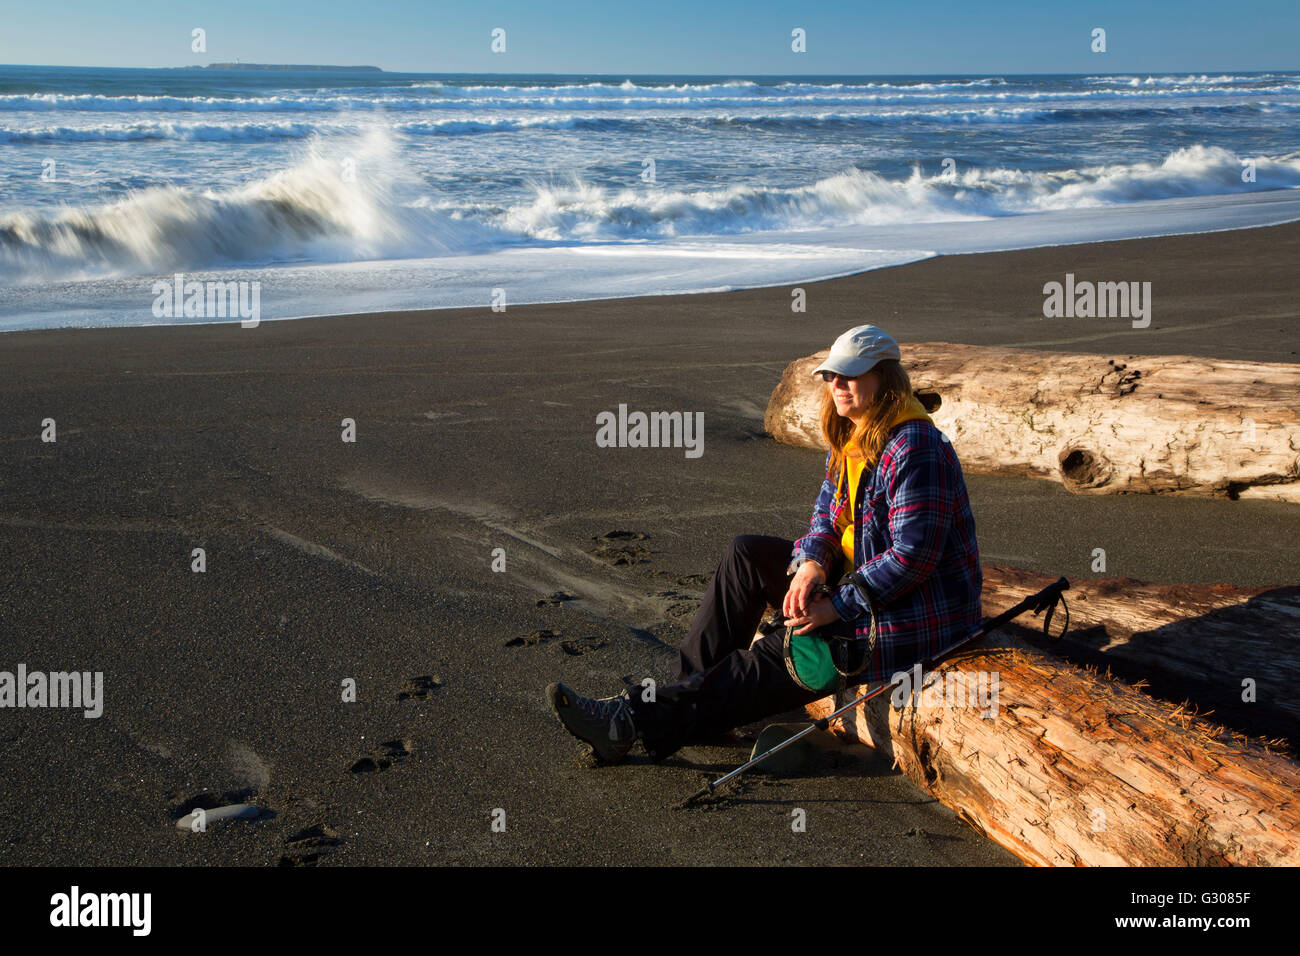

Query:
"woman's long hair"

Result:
[[820, 359, 915, 482]]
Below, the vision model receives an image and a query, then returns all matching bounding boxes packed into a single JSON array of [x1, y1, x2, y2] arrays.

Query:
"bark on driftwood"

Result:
[[764, 343, 1300, 503], [796, 569, 1300, 866]]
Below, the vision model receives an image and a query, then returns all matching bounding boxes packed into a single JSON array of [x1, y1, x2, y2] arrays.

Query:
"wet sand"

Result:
[[1, 221, 1298, 865]]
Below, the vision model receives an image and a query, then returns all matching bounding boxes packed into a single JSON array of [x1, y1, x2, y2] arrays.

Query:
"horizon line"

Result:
[[1, 63, 1296, 77]]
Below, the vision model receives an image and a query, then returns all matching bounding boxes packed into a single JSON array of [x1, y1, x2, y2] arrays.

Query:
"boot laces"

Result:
[[577, 691, 624, 722]]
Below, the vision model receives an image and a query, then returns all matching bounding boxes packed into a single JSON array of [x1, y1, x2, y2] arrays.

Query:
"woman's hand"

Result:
[[785, 593, 841, 636], [783, 561, 827, 619]]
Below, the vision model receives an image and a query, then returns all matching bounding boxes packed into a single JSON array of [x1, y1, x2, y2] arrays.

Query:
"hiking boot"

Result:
[[546, 682, 638, 763]]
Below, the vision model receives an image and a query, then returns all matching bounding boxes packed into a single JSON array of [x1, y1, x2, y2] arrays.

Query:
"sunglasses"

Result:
[[819, 371, 861, 384]]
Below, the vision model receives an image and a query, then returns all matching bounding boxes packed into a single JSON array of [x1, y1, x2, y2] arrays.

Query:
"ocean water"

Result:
[[2, 66, 1299, 331]]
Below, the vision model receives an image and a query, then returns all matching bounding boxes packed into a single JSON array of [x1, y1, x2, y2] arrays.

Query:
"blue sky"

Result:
[[2, 0, 1297, 74]]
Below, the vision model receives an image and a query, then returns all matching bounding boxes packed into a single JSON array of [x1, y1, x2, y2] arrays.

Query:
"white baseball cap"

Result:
[[810, 325, 900, 378]]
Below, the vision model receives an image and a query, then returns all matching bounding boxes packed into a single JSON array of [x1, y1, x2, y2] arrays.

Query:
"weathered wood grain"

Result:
[[765, 343, 1300, 502]]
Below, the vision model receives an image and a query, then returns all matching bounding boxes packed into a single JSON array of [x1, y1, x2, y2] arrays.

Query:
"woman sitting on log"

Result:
[[545, 324, 984, 762]]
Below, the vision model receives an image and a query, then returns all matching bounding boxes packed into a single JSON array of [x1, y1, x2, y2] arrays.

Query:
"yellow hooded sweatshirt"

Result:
[[836, 394, 933, 575]]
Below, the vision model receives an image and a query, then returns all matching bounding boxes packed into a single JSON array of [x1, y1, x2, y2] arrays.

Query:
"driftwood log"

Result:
[[765, 343, 1300, 503], [980, 565, 1300, 749], [795, 566, 1300, 866]]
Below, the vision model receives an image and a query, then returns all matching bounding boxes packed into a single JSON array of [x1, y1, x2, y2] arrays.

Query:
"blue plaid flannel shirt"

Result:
[[788, 420, 983, 685]]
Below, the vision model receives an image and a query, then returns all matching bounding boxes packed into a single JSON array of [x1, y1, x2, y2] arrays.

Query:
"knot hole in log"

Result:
[[1058, 445, 1113, 491], [914, 390, 942, 413]]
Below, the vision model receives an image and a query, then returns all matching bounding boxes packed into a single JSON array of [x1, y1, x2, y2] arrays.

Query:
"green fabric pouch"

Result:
[[782, 627, 845, 694], [774, 580, 878, 691], [778, 578, 878, 694]]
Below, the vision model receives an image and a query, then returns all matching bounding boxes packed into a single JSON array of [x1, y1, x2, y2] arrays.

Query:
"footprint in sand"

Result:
[[504, 629, 559, 648], [591, 530, 652, 566], [559, 639, 609, 657], [536, 590, 578, 607], [278, 824, 342, 866], [665, 603, 700, 623], [348, 739, 415, 774], [505, 630, 607, 656], [652, 588, 700, 623], [396, 676, 442, 701]]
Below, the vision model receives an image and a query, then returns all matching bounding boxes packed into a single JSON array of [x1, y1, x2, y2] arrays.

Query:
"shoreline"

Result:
[[7, 218, 1300, 364], [6, 189, 1300, 338]]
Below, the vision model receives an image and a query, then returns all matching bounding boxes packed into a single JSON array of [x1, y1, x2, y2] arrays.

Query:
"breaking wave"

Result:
[[3, 141, 1298, 282]]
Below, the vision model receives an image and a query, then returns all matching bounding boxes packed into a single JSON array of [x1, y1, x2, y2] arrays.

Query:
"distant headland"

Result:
[[205, 63, 383, 72]]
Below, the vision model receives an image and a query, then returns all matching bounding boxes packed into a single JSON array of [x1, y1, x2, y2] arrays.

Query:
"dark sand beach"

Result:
[[2, 222, 1298, 866]]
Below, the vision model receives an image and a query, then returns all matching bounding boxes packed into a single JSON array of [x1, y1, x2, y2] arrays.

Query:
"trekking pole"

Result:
[[674, 576, 1069, 809]]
